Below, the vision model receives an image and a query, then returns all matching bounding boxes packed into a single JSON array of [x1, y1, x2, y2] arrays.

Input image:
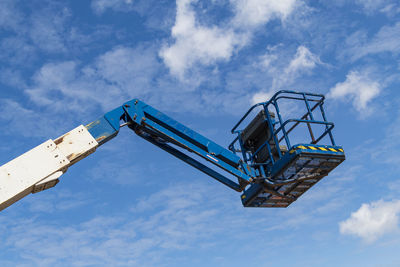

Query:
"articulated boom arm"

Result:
[[86, 99, 255, 192], [0, 90, 345, 211]]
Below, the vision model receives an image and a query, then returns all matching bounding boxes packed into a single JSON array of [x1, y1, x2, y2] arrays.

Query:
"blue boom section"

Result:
[[85, 90, 345, 208], [86, 100, 254, 192]]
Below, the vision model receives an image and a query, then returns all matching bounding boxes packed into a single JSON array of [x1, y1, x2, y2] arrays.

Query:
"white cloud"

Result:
[[339, 199, 400, 243], [27, 190, 90, 213], [91, 0, 134, 15], [94, 46, 159, 91], [160, 0, 299, 80], [29, 8, 71, 53], [228, 44, 322, 107], [251, 91, 273, 104], [286, 45, 320, 73], [260, 46, 280, 68], [356, 0, 386, 12], [0, 183, 225, 266], [26, 60, 121, 115], [270, 45, 321, 90], [0, 178, 344, 266], [0, 99, 65, 138], [15, 41, 262, 126], [355, 0, 400, 15], [362, 22, 400, 55], [328, 70, 381, 113], [27, 61, 79, 107], [379, 3, 400, 16], [25, 46, 159, 114], [0, 36, 36, 66], [0, 2, 105, 68], [231, 0, 298, 28], [0, 0, 22, 31], [345, 22, 400, 61], [160, 0, 244, 80]]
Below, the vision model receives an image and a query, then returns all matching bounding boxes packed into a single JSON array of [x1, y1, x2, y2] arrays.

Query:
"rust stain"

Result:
[[54, 132, 71, 145], [96, 136, 106, 142], [67, 153, 76, 161], [67, 152, 84, 161], [54, 136, 64, 145]]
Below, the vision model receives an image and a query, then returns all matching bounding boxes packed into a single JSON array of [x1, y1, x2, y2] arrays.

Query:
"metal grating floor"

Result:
[[244, 153, 345, 207]]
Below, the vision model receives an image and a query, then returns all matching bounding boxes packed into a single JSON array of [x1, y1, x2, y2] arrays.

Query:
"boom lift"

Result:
[[0, 91, 345, 211]]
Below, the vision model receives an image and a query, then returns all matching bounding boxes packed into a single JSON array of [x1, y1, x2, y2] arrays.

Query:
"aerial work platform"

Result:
[[0, 90, 345, 211], [230, 91, 345, 207]]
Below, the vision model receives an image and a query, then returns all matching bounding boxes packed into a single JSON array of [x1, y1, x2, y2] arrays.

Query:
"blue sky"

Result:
[[0, 0, 400, 266]]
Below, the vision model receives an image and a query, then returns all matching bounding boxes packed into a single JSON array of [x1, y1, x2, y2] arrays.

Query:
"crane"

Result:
[[0, 90, 345, 211]]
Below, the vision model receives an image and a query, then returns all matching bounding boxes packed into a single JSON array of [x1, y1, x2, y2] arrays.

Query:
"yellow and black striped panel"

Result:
[[290, 145, 344, 153]]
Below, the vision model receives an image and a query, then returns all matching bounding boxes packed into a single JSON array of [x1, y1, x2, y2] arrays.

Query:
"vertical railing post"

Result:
[[319, 103, 336, 146], [303, 93, 318, 144], [306, 115, 316, 143], [302, 93, 315, 120], [273, 100, 291, 150], [237, 131, 250, 164], [264, 103, 283, 158]]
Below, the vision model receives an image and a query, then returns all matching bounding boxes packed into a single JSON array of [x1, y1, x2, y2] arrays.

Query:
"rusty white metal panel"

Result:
[[0, 140, 70, 211], [0, 125, 99, 211], [54, 125, 98, 165]]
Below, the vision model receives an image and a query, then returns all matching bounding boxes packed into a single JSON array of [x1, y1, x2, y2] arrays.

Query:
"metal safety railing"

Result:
[[229, 90, 336, 170]]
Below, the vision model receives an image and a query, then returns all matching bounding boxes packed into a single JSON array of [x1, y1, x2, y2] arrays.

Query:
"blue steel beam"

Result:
[[125, 99, 242, 167], [85, 99, 254, 191], [122, 99, 254, 184], [138, 131, 242, 192]]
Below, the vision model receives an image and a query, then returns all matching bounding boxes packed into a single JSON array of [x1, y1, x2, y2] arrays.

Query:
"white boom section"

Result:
[[0, 125, 98, 211]]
